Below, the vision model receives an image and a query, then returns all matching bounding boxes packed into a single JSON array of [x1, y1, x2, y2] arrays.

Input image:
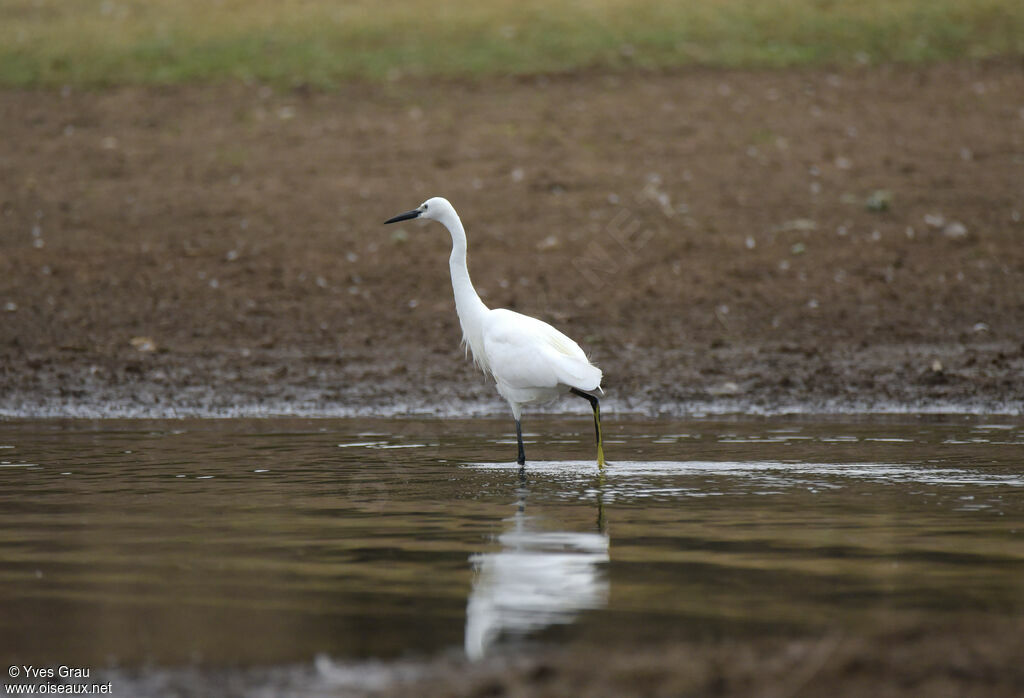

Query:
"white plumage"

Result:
[[385, 196, 606, 466], [483, 309, 601, 416]]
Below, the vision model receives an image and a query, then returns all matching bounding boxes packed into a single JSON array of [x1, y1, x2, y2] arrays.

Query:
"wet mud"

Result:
[[2, 61, 1023, 414]]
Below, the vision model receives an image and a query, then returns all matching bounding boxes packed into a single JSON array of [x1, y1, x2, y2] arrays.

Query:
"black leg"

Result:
[[515, 418, 526, 466], [595, 470, 607, 534], [570, 388, 607, 467]]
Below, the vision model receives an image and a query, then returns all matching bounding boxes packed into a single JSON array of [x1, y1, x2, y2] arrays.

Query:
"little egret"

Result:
[[384, 197, 606, 467]]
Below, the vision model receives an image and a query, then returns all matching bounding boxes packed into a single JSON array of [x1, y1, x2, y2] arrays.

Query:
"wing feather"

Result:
[[482, 309, 602, 392]]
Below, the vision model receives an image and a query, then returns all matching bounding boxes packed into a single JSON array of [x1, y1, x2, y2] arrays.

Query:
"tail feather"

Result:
[[549, 350, 602, 392]]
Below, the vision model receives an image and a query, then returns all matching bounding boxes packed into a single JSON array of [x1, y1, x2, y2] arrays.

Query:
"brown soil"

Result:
[[2, 60, 1023, 415], [406, 621, 1024, 698], [106, 619, 1024, 697]]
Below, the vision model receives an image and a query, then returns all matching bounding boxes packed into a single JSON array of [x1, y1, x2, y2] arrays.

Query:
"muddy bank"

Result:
[[1, 341, 1021, 418], [97, 620, 1024, 697], [1, 61, 1023, 417]]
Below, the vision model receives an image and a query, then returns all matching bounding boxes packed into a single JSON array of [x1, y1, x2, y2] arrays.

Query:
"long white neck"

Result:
[[438, 206, 490, 369]]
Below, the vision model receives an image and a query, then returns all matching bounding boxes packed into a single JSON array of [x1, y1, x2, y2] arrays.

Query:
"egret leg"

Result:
[[570, 388, 607, 468], [515, 419, 526, 466]]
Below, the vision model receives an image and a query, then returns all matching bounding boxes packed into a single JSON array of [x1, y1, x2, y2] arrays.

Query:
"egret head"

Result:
[[384, 196, 453, 225]]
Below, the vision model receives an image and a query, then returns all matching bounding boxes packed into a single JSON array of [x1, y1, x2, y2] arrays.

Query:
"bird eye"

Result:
[[423, 204, 429, 210]]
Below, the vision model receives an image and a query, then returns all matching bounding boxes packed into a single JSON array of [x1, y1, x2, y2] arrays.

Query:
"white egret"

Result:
[[384, 197, 606, 467]]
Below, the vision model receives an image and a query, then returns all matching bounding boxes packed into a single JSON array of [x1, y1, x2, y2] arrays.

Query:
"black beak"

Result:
[[384, 209, 421, 224]]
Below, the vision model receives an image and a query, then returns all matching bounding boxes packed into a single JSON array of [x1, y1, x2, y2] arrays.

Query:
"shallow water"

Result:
[[1, 416, 1023, 691]]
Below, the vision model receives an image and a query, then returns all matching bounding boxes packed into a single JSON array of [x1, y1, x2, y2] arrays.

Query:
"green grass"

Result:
[[2, 0, 1023, 87]]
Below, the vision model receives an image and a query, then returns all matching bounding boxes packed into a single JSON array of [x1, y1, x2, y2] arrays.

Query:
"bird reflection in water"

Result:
[[465, 468, 609, 660]]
